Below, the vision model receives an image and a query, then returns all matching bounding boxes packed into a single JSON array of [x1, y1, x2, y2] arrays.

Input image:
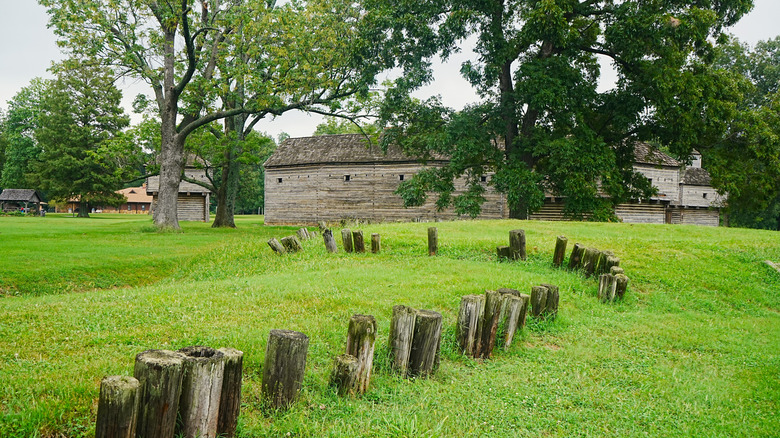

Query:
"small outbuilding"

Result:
[[0, 189, 43, 213], [146, 157, 212, 222]]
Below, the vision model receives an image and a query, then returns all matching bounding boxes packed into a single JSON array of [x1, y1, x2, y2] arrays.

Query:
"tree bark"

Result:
[[262, 330, 309, 409], [176, 346, 225, 438], [427, 227, 438, 256], [341, 228, 354, 253], [216, 347, 243, 438], [371, 233, 380, 253], [133, 350, 185, 438], [388, 305, 417, 375], [408, 309, 443, 377], [509, 229, 526, 261], [553, 236, 568, 267], [345, 314, 376, 394], [323, 229, 338, 253], [352, 230, 365, 253], [329, 354, 359, 397], [95, 376, 140, 438], [456, 294, 485, 357]]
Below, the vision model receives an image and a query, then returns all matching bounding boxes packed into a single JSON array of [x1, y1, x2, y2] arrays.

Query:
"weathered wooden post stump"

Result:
[[280, 236, 303, 253], [352, 230, 365, 253], [553, 236, 568, 267], [341, 229, 354, 253], [496, 246, 512, 260], [268, 238, 286, 255], [582, 247, 599, 276], [262, 330, 309, 409], [176, 346, 225, 438], [500, 295, 526, 350], [408, 309, 443, 377], [323, 229, 338, 253], [388, 305, 417, 375], [610, 266, 624, 275], [134, 350, 185, 438], [456, 294, 485, 357], [605, 256, 620, 275], [530, 286, 549, 318], [296, 228, 310, 241], [317, 221, 327, 232], [496, 288, 520, 341], [95, 376, 140, 438], [598, 274, 616, 303], [615, 274, 629, 299], [329, 354, 359, 397], [479, 290, 502, 359], [539, 283, 559, 320], [428, 227, 438, 256], [371, 233, 381, 253], [509, 229, 526, 260], [216, 348, 243, 438], [346, 314, 376, 394], [518, 293, 531, 328], [568, 243, 585, 270]]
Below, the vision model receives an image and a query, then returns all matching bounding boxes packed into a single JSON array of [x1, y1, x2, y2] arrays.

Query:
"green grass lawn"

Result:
[[0, 214, 778, 437]]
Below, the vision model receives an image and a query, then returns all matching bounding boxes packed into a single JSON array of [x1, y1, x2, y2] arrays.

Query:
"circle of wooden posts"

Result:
[[176, 346, 226, 438], [457, 289, 530, 358], [95, 376, 140, 438], [133, 350, 186, 438], [262, 329, 309, 409]]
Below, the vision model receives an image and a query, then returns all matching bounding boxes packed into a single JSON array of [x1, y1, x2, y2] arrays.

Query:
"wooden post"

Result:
[[216, 348, 243, 438], [341, 229, 354, 253], [388, 305, 417, 375], [501, 295, 525, 350], [568, 243, 585, 270], [518, 293, 531, 328], [605, 256, 620, 275], [496, 288, 520, 341], [509, 229, 526, 260], [280, 236, 303, 253], [262, 330, 309, 409], [267, 238, 286, 255], [352, 230, 365, 253], [610, 266, 624, 275], [296, 228, 309, 241], [615, 274, 629, 299], [540, 283, 559, 320], [428, 227, 438, 256], [496, 246, 512, 260], [176, 346, 225, 438], [530, 286, 549, 318], [408, 309, 443, 377], [323, 229, 338, 253], [95, 376, 140, 438], [317, 221, 327, 232], [134, 350, 185, 438], [598, 274, 616, 303], [479, 290, 502, 359], [345, 314, 376, 394], [553, 236, 568, 267], [371, 233, 381, 253], [456, 294, 485, 357], [582, 247, 599, 276], [329, 354, 359, 397]]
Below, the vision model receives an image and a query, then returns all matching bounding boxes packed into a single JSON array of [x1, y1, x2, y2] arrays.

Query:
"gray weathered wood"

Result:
[[388, 305, 417, 375], [568, 243, 585, 270], [296, 228, 310, 241], [329, 354, 359, 397], [428, 227, 438, 256], [497, 246, 512, 260], [456, 294, 485, 357], [262, 330, 309, 409], [540, 283, 559, 320], [509, 229, 526, 260], [345, 314, 376, 394], [610, 265, 624, 275], [605, 256, 620, 275], [352, 230, 365, 253], [582, 247, 599, 276], [479, 290, 502, 359], [323, 229, 338, 253], [614, 274, 629, 299], [341, 228, 354, 253], [267, 238, 286, 255], [501, 295, 525, 350], [518, 293, 531, 328], [176, 346, 225, 438], [553, 235, 568, 267], [216, 348, 243, 438], [134, 350, 185, 438], [408, 309, 443, 377], [598, 274, 616, 303], [317, 221, 327, 232], [280, 236, 303, 253], [371, 233, 381, 253], [496, 288, 520, 342], [95, 376, 140, 438], [530, 286, 549, 318]]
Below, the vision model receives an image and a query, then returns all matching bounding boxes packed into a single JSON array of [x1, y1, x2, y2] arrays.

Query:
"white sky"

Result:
[[1, 1, 778, 140]]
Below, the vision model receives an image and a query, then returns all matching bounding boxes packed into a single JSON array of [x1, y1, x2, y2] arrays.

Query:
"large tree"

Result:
[[369, 0, 754, 219], [40, 0, 388, 229], [0, 79, 50, 189]]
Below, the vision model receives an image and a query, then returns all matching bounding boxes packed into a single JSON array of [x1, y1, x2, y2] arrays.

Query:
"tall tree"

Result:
[[370, 0, 754, 219], [31, 61, 132, 217], [40, 0, 388, 229], [0, 79, 50, 189]]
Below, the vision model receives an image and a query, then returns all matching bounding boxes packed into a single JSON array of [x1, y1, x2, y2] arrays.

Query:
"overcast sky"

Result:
[[2, 1, 778, 140]]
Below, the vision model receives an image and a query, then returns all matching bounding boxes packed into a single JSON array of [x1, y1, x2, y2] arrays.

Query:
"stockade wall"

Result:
[[614, 202, 666, 224]]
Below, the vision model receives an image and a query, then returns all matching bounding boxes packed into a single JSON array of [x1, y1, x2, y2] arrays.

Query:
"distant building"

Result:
[[102, 185, 153, 214], [0, 189, 43, 213], [146, 156, 212, 222]]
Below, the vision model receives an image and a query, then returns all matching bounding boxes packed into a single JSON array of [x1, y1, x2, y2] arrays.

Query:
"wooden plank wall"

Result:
[[151, 194, 208, 222], [679, 208, 719, 227], [615, 202, 666, 224]]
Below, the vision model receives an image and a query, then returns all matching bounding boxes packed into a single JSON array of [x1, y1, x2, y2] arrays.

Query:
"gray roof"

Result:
[[681, 167, 712, 186], [0, 189, 41, 202], [264, 134, 443, 168], [633, 142, 680, 167]]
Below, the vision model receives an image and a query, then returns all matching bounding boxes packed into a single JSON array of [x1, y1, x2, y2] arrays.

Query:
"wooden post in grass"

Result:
[[408, 309, 443, 377], [262, 330, 309, 409], [497, 246, 512, 260], [605, 256, 620, 275], [540, 283, 559, 320], [329, 354, 359, 396], [267, 238, 286, 255], [388, 305, 417, 375], [341, 229, 354, 253], [553, 236, 568, 267], [216, 348, 243, 438], [610, 266, 624, 275], [176, 346, 225, 438], [296, 228, 309, 241], [280, 236, 303, 253], [371, 233, 381, 253], [496, 288, 520, 340], [518, 293, 531, 328], [134, 350, 185, 438], [501, 295, 525, 350], [95, 376, 140, 438], [352, 231, 365, 253], [323, 229, 338, 253], [479, 290, 502, 359], [456, 294, 485, 357], [568, 243, 585, 270], [428, 227, 438, 256], [346, 314, 376, 394], [582, 247, 599, 276], [615, 274, 629, 299], [598, 274, 616, 303], [530, 286, 549, 318], [509, 229, 526, 260]]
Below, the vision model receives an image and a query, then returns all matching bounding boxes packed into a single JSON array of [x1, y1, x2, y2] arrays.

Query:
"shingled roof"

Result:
[[0, 189, 41, 202], [633, 142, 680, 167], [264, 134, 443, 168], [681, 167, 712, 186]]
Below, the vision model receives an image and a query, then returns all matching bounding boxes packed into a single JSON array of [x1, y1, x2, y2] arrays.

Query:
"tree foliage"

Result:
[[0, 79, 50, 189]]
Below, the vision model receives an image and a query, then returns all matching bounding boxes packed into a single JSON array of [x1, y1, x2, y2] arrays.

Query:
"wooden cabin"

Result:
[[0, 189, 42, 213], [146, 157, 211, 222], [101, 185, 153, 214], [263, 134, 508, 225]]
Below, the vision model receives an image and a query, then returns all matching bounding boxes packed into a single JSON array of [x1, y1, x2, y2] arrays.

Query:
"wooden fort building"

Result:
[[146, 156, 212, 222]]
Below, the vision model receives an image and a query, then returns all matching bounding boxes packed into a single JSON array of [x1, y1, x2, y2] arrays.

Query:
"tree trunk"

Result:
[[95, 376, 140, 438], [329, 354, 359, 397], [216, 348, 243, 438], [212, 140, 241, 229], [456, 294, 485, 357], [408, 309, 443, 377], [388, 305, 417, 375], [345, 314, 376, 394], [133, 350, 185, 438], [553, 236, 568, 267], [323, 229, 338, 253], [371, 233, 381, 253], [428, 227, 438, 256], [352, 230, 365, 253], [341, 228, 354, 253], [262, 330, 309, 409], [154, 110, 185, 230], [509, 229, 526, 260], [78, 201, 90, 218], [176, 346, 225, 438]]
